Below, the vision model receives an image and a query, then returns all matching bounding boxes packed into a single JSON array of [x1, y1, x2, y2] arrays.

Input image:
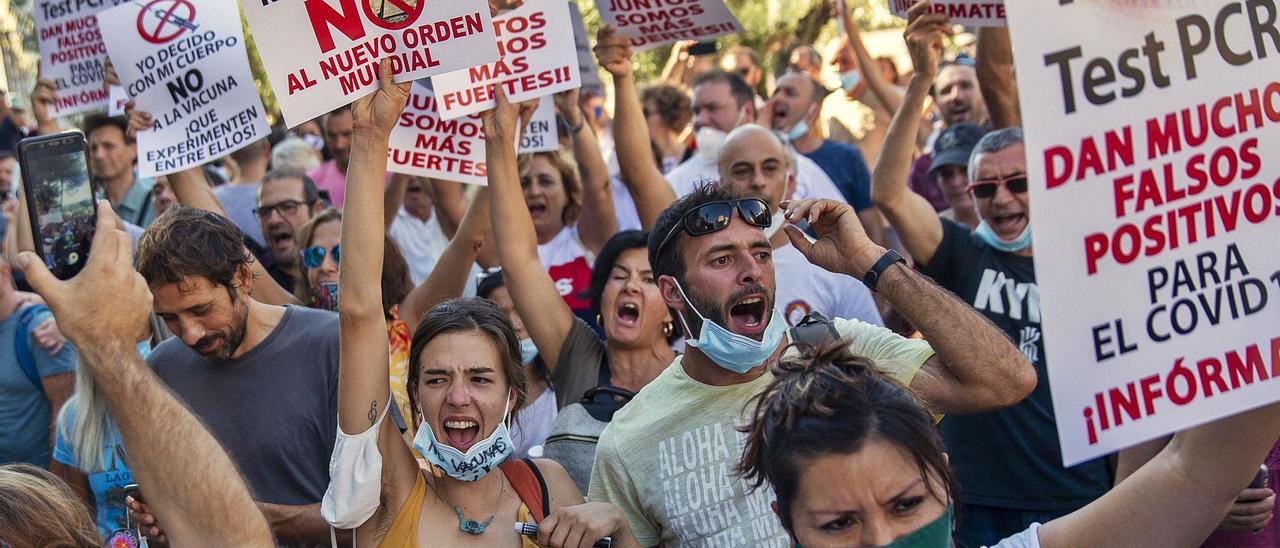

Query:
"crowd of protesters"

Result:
[[1, 1, 1278, 547]]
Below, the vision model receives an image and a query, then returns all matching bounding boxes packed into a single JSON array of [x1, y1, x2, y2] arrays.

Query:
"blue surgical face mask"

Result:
[[840, 70, 862, 93], [975, 221, 1033, 253], [672, 279, 786, 374], [785, 106, 816, 141], [413, 397, 514, 482], [311, 281, 339, 311], [519, 338, 538, 366]]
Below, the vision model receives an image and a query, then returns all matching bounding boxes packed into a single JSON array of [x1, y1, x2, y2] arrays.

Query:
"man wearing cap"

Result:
[[929, 122, 985, 229], [908, 56, 990, 212]]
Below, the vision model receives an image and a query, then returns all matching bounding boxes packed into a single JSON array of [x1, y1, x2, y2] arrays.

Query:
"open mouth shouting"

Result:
[[527, 200, 548, 220], [989, 211, 1027, 239], [443, 416, 481, 452], [267, 225, 295, 256], [771, 104, 790, 130], [727, 293, 768, 338], [946, 101, 971, 123], [616, 301, 641, 328]]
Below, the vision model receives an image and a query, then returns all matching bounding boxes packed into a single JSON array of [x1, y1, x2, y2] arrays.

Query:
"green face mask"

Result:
[[794, 504, 954, 548]]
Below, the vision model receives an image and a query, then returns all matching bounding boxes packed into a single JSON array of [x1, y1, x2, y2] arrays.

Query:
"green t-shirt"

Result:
[[587, 318, 935, 547]]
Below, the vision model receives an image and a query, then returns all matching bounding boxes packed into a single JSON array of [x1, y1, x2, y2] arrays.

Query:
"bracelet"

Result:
[[863, 249, 906, 292], [559, 115, 585, 135]]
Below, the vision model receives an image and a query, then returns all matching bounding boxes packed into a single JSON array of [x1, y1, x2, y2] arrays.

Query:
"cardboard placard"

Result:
[[99, 0, 270, 177], [431, 0, 581, 120], [1006, 0, 1280, 465], [34, 0, 126, 117], [596, 0, 742, 51], [240, 0, 500, 127]]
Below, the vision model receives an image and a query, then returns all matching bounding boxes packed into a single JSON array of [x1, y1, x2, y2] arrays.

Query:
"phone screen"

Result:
[[20, 135, 96, 279]]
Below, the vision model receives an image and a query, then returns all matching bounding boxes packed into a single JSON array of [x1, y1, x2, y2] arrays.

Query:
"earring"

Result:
[[663, 322, 674, 337], [596, 313, 603, 325]]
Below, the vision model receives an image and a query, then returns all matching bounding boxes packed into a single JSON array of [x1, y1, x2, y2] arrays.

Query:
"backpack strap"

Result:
[[499, 457, 551, 522], [14, 304, 49, 392], [789, 311, 841, 349]]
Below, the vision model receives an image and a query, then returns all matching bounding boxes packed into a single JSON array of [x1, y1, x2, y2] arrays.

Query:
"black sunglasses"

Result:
[[656, 198, 773, 256], [967, 174, 1028, 199]]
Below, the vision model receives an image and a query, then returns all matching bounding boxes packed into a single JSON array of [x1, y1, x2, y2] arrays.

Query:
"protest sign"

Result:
[[431, 0, 581, 120], [520, 96, 557, 153], [568, 2, 603, 95], [240, 0, 500, 128], [98, 0, 269, 177], [596, 0, 742, 51], [389, 82, 487, 185], [888, 0, 1005, 27], [389, 83, 562, 184], [33, 0, 125, 117], [1005, 0, 1280, 465]]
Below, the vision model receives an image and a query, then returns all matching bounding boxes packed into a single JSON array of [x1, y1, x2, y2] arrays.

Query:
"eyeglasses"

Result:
[[302, 244, 340, 269], [967, 174, 1028, 199], [253, 200, 304, 220], [656, 198, 772, 257]]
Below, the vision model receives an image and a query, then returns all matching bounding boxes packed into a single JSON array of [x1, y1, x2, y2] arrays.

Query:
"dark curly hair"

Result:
[[736, 340, 956, 533], [136, 207, 253, 292]]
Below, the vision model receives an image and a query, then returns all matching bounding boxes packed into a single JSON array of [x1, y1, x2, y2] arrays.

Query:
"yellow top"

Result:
[[379, 472, 540, 548]]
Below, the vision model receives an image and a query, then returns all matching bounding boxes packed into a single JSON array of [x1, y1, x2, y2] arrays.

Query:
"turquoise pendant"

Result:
[[454, 506, 494, 535]]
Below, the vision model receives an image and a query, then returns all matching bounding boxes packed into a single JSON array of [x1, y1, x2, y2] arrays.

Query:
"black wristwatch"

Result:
[[863, 249, 906, 292]]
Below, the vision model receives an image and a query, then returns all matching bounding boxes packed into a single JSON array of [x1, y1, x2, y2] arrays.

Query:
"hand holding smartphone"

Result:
[[17, 132, 98, 280]]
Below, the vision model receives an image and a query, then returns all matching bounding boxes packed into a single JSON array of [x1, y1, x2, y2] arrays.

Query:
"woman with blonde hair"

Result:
[[0, 463, 100, 547]]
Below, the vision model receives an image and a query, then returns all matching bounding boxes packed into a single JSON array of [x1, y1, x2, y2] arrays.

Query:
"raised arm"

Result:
[[595, 25, 677, 230], [335, 61, 418, 524], [1040, 401, 1280, 547], [398, 188, 490, 327], [871, 1, 948, 265], [428, 179, 469, 239], [783, 197, 1035, 413], [485, 90, 577, 374], [557, 88, 616, 254], [976, 27, 1020, 129], [836, 0, 904, 116], [384, 173, 408, 230], [660, 41, 695, 88], [20, 203, 272, 546], [126, 105, 297, 306]]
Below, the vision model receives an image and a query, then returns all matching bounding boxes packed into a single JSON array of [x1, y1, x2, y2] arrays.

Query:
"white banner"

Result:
[[33, 0, 125, 117], [241, 0, 500, 127], [99, 0, 269, 177], [1007, 0, 1280, 465], [520, 96, 558, 153], [889, 0, 1006, 28], [596, 0, 742, 51], [431, 0, 581, 120]]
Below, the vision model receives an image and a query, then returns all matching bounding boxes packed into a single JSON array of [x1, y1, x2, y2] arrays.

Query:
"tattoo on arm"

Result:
[[368, 401, 377, 425]]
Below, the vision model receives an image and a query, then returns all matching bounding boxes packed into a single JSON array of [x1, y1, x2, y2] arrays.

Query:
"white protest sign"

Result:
[[389, 83, 563, 185], [389, 82, 487, 185], [889, 0, 1006, 27], [107, 84, 128, 116], [98, 0, 269, 177], [241, 0, 500, 128], [1006, 0, 1280, 465], [33, 0, 126, 117], [568, 2, 603, 94], [431, 0, 581, 120], [597, 0, 742, 51], [519, 96, 558, 153]]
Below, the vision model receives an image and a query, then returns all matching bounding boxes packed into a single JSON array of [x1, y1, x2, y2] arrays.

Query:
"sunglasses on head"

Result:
[[302, 244, 340, 269], [657, 198, 773, 256], [967, 174, 1028, 199]]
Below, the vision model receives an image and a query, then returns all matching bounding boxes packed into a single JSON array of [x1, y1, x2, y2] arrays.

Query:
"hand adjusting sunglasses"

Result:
[[302, 244, 340, 269], [967, 173, 1028, 199], [656, 198, 773, 256]]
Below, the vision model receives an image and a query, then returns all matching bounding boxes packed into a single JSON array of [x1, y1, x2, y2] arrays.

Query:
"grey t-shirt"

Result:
[[214, 182, 265, 246], [552, 317, 607, 409], [148, 306, 339, 505]]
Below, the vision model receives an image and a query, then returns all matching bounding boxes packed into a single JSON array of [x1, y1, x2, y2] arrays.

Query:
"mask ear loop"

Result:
[[668, 278, 703, 341]]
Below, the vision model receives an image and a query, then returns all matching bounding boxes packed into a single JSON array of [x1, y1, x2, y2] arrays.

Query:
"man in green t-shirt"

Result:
[[587, 141, 1037, 546]]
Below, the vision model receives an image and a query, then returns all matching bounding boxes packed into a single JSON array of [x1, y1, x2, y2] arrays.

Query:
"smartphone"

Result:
[[17, 132, 97, 280], [688, 41, 717, 56], [1250, 464, 1269, 489], [123, 483, 144, 503]]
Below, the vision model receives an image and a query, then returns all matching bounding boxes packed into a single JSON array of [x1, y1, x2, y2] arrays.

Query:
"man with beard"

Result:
[[255, 170, 326, 292], [906, 56, 991, 212], [587, 181, 1036, 546], [135, 207, 340, 544]]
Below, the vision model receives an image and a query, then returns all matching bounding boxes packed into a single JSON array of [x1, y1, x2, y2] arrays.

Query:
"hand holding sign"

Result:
[[481, 87, 539, 146], [904, 1, 952, 79], [593, 25, 634, 79], [353, 60, 412, 140]]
